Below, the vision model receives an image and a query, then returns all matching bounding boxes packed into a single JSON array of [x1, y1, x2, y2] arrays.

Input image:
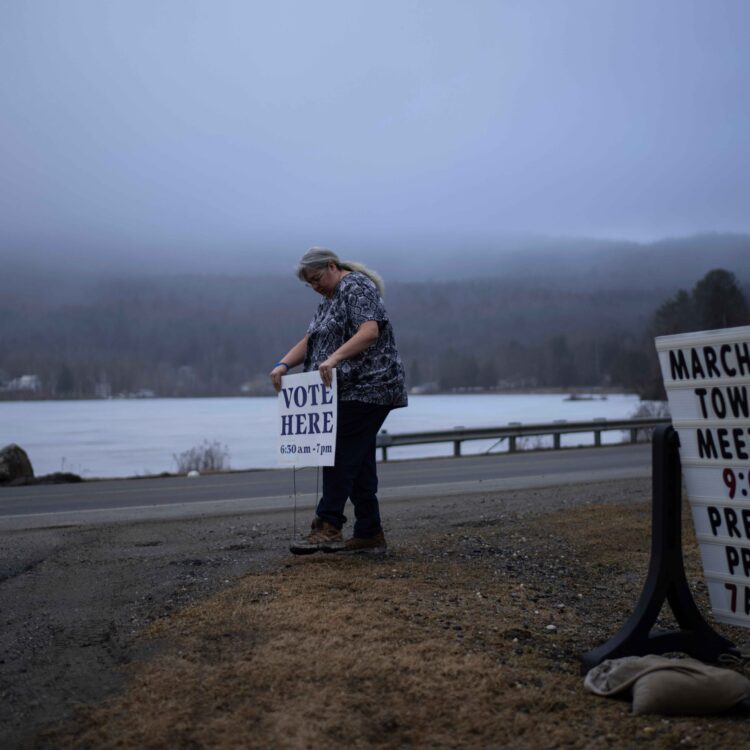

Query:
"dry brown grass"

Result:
[[45, 500, 750, 749]]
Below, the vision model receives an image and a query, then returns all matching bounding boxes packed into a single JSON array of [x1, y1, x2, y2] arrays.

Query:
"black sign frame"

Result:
[[581, 425, 738, 673]]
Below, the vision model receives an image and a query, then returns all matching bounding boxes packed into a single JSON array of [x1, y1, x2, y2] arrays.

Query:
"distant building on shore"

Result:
[[4, 374, 42, 393]]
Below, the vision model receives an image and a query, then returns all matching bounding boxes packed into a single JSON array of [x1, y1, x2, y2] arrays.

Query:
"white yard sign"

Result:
[[277, 370, 337, 467], [657, 325, 750, 627]]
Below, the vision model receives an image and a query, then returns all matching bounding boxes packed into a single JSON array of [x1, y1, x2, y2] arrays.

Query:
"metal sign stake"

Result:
[[581, 424, 738, 673]]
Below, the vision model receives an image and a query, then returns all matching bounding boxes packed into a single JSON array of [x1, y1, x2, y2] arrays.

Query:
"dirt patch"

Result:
[[0, 518, 282, 748], [39, 494, 750, 749]]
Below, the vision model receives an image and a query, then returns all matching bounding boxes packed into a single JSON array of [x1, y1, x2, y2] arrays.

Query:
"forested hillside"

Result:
[[2, 234, 748, 399]]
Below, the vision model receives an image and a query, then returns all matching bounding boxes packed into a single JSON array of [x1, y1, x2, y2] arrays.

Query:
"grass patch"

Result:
[[45, 499, 750, 749]]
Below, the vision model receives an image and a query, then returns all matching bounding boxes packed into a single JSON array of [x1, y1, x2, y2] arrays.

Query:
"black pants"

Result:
[[315, 400, 391, 539]]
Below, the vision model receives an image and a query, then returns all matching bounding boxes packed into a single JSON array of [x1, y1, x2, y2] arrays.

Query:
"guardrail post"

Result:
[[553, 420, 566, 450], [378, 431, 391, 462], [593, 418, 606, 447], [508, 422, 521, 453]]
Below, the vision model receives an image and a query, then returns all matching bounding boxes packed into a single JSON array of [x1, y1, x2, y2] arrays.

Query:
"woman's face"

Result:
[[303, 262, 339, 297]]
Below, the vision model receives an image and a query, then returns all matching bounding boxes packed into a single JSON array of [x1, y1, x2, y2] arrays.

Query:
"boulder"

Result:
[[0, 444, 35, 485]]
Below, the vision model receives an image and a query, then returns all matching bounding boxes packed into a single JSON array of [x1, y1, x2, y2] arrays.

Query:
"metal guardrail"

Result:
[[376, 417, 671, 461]]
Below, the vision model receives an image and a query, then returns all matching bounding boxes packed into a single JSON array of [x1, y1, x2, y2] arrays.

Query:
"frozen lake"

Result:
[[0, 393, 643, 479]]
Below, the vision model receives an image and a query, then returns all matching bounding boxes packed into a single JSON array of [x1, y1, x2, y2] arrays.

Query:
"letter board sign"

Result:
[[656, 325, 750, 627], [277, 370, 337, 467]]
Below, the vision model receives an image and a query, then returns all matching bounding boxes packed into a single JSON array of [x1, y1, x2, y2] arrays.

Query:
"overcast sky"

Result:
[[1, 1, 749, 271]]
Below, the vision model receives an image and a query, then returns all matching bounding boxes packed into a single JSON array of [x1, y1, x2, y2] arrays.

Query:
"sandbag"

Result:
[[584, 654, 750, 716]]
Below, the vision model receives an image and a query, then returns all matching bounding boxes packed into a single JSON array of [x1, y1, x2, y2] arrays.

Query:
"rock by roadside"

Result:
[[0, 444, 34, 486], [0, 444, 84, 486]]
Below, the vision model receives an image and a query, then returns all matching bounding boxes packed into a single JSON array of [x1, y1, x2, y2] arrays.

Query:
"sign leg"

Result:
[[581, 425, 737, 673]]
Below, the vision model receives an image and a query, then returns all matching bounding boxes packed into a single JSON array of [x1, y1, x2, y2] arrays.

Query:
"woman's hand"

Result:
[[269, 364, 288, 392], [318, 355, 340, 388], [316, 321, 378, 388]]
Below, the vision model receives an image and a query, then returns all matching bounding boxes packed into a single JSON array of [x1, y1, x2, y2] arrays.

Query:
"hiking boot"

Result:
[[343, 531, 387, 555], [289, 517, 344, 555]]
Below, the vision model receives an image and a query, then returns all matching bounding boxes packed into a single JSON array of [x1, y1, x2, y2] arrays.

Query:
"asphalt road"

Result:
[[0, 444, 652, 530]]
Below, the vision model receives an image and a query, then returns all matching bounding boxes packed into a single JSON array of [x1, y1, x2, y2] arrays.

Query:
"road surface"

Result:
[[0, 444, 651, 529]]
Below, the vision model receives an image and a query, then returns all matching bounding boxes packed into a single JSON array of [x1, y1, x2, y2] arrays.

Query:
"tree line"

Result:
[[0, 267, 747, 400]]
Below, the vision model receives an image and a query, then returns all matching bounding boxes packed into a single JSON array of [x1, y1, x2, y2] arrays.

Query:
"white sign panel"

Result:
[[656, 325, 750, 627], [277, 370, 337, 467]]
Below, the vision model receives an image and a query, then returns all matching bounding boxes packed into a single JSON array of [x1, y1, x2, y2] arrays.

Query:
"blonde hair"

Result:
[[296, 247, 385, 296]]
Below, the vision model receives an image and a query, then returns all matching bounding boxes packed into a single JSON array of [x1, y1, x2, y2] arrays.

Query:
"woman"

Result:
[[270, 247, 407, 554]]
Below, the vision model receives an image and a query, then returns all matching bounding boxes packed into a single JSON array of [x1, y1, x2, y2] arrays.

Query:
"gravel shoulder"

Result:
[[3, 477, 750, 748]]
